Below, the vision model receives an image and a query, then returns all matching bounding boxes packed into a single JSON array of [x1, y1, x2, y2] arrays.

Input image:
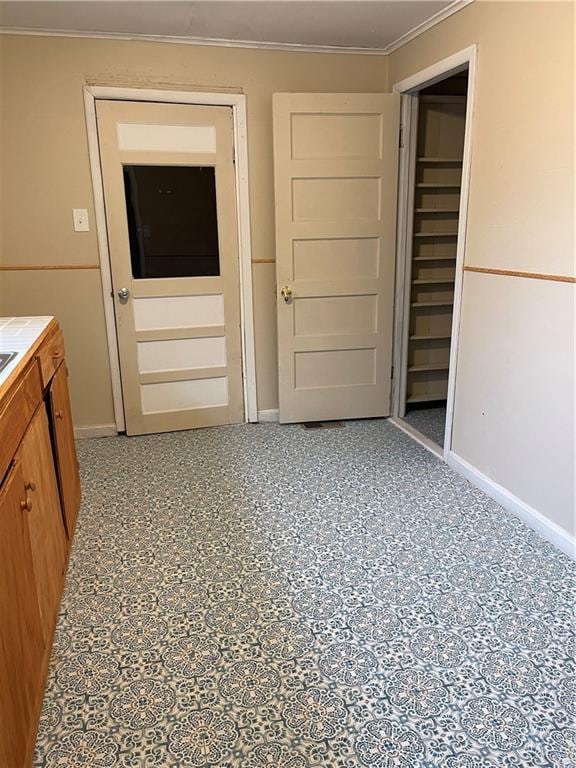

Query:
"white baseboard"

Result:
[[74, 424, 119, 440], [258, 409, 279, 423], [448, 451, 575, 559]]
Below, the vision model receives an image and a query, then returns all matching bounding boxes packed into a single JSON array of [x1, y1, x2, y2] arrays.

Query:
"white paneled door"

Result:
[[97, 101, 243, 435], [273, 93, 400, 423]]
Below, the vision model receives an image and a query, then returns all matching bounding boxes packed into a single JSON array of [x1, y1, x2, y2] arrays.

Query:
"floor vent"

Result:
[[302, 421, 344, 430]]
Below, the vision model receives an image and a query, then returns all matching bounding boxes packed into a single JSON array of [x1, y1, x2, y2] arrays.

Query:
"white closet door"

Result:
[[273, 93, 400, 423]]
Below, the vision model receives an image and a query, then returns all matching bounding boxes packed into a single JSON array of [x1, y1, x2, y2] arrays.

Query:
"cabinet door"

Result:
[[48, 364, 81, 539], [19, 405, 67, 642], [0, 461, 45, 768]]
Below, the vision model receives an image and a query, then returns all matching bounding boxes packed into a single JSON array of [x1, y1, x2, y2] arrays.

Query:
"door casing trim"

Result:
[[391, 44, 478, 462], [83, 85, 258, 432]]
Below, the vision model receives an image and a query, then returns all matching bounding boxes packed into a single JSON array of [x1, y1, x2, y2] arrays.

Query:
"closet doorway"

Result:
[[390, 47, 476, 458]]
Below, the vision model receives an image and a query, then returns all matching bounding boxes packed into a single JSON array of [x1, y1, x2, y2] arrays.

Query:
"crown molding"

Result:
[[0, 26, 388, 55], [0, 1, 473, 57], [384, 0, 474, 54]]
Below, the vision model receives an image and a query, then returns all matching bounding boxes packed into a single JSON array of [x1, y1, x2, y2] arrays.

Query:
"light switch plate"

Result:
[[73, 208, 89, 232]]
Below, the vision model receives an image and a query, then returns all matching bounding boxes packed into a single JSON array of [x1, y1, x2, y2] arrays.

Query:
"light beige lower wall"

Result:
[[0, 34, 387, 422], [453, 272, 574, 536], [252, 263, 279, 410], [388, 1, 575, 535]]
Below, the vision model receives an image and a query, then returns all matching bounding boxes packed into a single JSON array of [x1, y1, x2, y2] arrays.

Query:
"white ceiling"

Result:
[[0, 1, 466, 54]]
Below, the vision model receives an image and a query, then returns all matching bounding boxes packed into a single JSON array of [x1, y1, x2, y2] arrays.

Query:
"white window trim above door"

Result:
[[83, 85, 258, 431]]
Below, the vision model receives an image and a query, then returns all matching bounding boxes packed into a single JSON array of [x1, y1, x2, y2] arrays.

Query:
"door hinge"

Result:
[[391, 365, 395, 380], [232, 144, 236, 164], [399, 126, 404, 149]]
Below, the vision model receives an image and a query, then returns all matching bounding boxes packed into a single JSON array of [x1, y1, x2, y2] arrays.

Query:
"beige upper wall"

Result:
[[0, 34, 4, 269], [388, 0, 574, 277], [0, 35, 388, 423]]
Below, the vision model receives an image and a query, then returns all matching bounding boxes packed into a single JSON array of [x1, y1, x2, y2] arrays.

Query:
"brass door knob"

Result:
[[280, 286, 293, 303], [20, 497, 32, 512], [25, 480, 36, 492], [56, 410, 64, 420]]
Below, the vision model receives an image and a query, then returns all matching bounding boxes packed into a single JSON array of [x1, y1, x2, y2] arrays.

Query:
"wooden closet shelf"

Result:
[[419, 94, 466, 103], [416, 183, 461, 189], [407, 392, 448, 404], [412, 278, 455, 285], [409, 334, 451, 341], [414, 232, 458, 238], [413, 255, 457, 262], [415, 208, 460, 214], [408, 363, 450, 373], [417, 157, 463, 164], [411, 300, 454, 308]]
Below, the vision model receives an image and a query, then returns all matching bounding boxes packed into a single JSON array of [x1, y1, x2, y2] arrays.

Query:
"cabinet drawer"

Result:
[[35, 329, 64, 389], [0, 363, 42, 483]]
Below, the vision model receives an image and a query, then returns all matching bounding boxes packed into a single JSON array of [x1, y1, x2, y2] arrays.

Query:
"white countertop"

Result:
[[0, 316, 54, 387]]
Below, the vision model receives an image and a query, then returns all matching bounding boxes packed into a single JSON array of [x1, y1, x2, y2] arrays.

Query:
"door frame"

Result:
[[83, 85, 258, 432], [389, 44, 477, 460]]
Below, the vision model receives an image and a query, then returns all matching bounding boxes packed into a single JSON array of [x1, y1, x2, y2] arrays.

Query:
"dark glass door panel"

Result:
[[123, 165, 220, 278]]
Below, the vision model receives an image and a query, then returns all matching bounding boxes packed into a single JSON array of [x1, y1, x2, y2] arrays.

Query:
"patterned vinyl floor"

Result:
[[404, 406, 447, 448], [34, 420, 575, 768]]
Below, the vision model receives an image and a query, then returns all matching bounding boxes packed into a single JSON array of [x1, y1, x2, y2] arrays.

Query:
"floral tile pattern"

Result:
[[404, 406, 447, 447], [34, 420, 575, 768]]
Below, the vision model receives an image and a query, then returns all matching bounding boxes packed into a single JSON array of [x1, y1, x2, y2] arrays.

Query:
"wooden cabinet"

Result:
[[35, 329, 64, 390], [0, 319, 80, 767], [19, 406, 68, 642], [0, 363, 42, 485], [0, 461, 46, 768], [49, 364, 81, 539]]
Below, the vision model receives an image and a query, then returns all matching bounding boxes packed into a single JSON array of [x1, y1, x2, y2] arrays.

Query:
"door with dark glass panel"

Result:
[[96, 101, 244, 435]]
